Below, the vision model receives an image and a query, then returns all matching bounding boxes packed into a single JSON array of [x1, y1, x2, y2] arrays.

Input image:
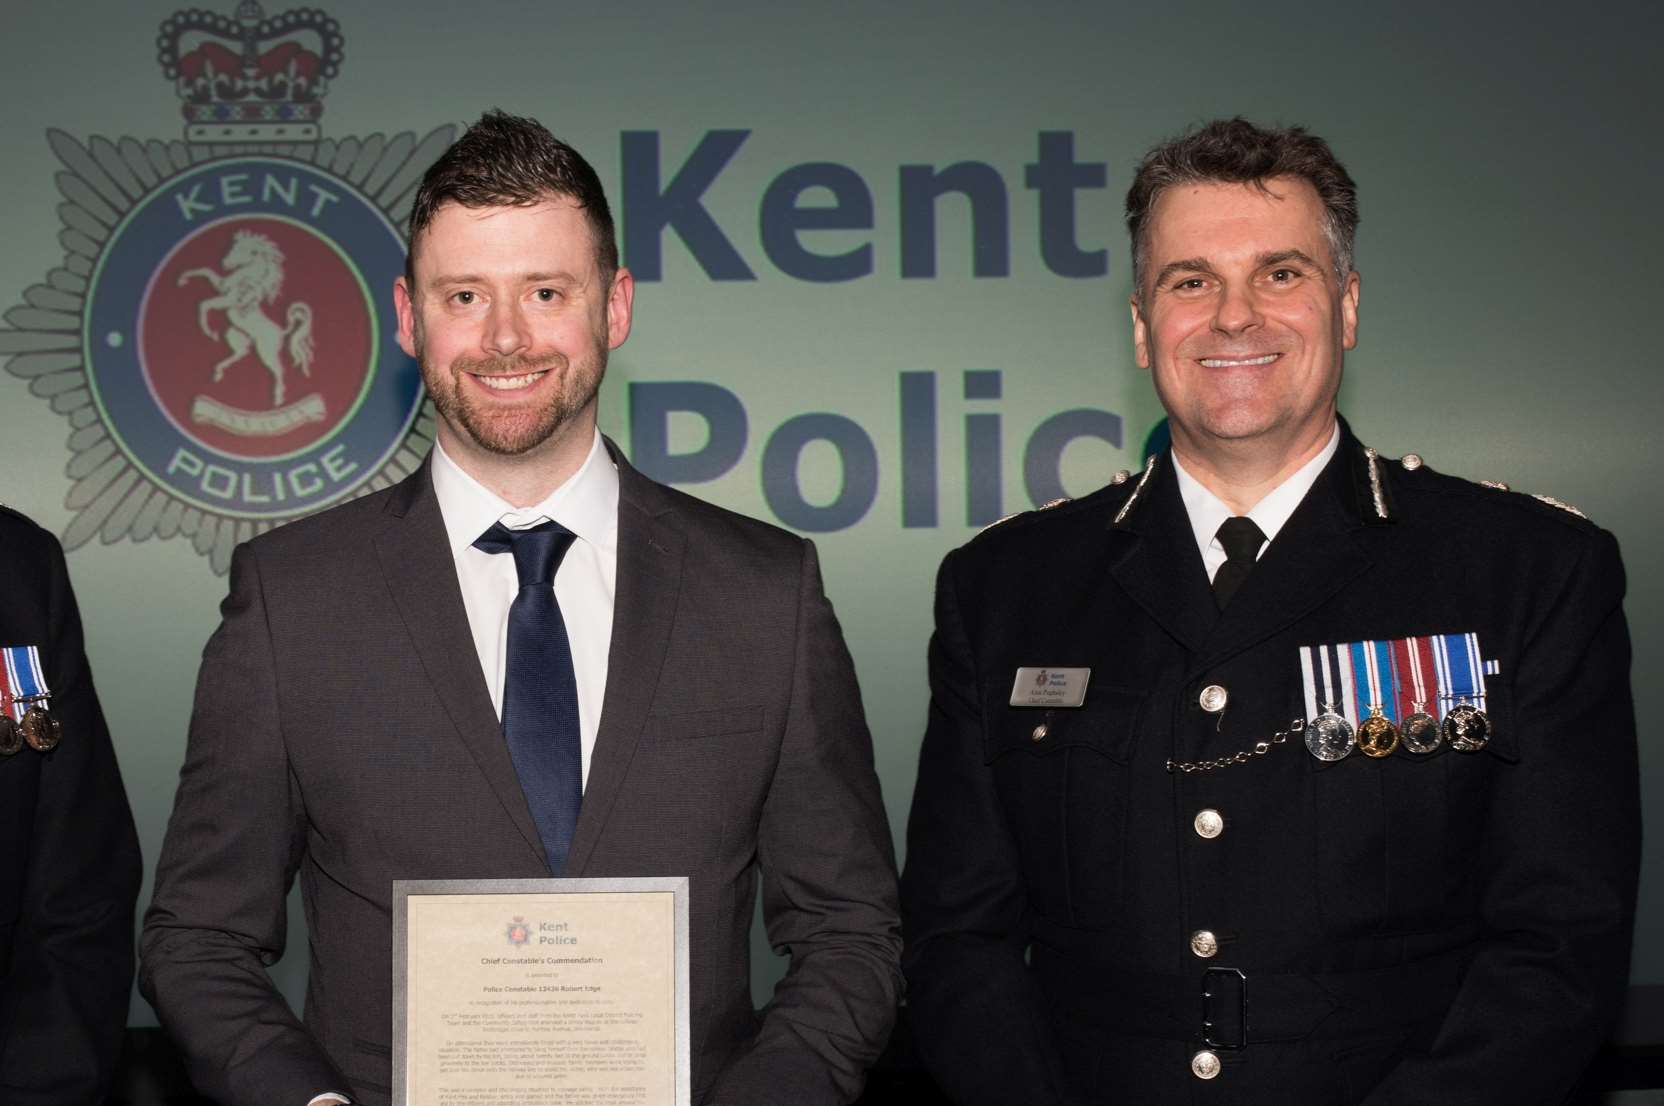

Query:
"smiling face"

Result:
[[1130, 175, 1358, 467], [394, 196, 632, 479]]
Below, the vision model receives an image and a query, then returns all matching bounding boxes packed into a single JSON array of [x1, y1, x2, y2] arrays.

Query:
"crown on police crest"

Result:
[[157, 3, 344, 143]]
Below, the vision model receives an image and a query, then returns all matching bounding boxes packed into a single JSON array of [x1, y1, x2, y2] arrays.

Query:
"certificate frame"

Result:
[[392, 876, 690, 1106]]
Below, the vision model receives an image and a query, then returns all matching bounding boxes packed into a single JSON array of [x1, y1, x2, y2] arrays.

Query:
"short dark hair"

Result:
[[405, 109, 618, 287], [1124, 118, 1358, 294]]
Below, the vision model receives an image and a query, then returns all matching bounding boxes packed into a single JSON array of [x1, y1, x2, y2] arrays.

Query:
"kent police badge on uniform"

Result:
[[1010, 667, 1090, 708], [0, 3, 455, 572]]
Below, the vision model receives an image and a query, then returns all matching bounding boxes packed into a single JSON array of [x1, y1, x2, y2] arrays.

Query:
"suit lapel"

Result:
[[1108, 431, 1384, 668], [373, 464, 546, 867], [564, 447, 685, 876], [1107, 456, 1218, 654]]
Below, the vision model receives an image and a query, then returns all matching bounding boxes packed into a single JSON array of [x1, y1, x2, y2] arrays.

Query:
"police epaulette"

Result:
[[1400, 452, 1591, 521], [977, 497, 1072, 536]]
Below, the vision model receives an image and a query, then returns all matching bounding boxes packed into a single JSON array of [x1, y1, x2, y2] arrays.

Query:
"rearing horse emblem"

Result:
[[178, 230, 315, 408]]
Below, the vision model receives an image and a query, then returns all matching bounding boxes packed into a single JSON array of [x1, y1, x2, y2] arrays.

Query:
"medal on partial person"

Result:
[[20, 704, 60, 753], [0, 646, 55, 754]]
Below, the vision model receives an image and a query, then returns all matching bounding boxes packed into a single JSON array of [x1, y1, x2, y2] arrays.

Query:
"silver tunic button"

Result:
[[1031, 723, 1048, 742], [1191, 1049, 1221, 1080], [1198, 684, 1228, 713], [1190, 929, 1219, 958], [1401, 453, 1423, 471], [1193, 808, 1224, 839]]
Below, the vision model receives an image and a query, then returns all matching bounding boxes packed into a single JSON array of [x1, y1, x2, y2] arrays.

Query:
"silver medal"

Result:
[[1305, 711, 1355, 762], [1400, 710, 1442, 755]]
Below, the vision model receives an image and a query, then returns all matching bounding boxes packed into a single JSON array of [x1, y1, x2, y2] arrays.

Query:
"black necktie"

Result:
[[473, 520, 582, 873], [1212, 516, 1266, 610]]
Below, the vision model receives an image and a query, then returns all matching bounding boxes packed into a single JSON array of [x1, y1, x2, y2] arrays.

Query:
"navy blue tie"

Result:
[[473, 520, 583, 873]]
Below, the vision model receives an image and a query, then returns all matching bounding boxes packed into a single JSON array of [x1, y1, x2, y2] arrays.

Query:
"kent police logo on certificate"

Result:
[[0, 3, 455, 572]]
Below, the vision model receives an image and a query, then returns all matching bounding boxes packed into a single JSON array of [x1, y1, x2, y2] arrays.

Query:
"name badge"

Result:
[[1009, 667, 1090, 708]]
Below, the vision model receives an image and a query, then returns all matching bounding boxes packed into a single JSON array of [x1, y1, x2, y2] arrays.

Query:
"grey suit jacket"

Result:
[[140, 444, 902, 1106]]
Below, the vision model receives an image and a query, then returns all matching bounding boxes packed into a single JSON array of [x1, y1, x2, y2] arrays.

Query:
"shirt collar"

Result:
[[1171, 422, 1340, 557], [431, 429, 620, 557]]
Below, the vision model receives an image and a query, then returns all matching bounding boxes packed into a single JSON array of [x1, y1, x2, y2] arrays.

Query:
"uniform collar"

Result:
[[1112, 415, 1392, 531], [1171, 422, 1340, 560]]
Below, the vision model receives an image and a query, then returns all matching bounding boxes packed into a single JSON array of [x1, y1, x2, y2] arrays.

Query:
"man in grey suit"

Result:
[[140, 110, 902, 1106]]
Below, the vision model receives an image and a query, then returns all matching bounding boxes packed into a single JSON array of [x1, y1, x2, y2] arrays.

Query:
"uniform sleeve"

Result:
[[1363, 528, 1640, 1104], [0, 529, 142, 1105], [900, 550, 1081, 1106], [139, 542, 349, 1105], [705, 540, 903, 1106]]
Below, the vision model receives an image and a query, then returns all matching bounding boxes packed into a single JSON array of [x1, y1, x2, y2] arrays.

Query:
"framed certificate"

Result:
[[392, 877, 690, 1106]]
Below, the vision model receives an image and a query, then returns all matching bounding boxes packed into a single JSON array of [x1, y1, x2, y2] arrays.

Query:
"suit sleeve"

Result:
[[0, 528, 142, 1105], [705, 540, 903, 1106], [900, 549, 1080, 1106], [139, 542, 349, 1105], [1363, 528, 1640, 1104]]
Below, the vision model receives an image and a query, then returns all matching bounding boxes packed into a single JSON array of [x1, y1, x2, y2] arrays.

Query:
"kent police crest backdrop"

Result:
[[0, 0, 1659, 1026]]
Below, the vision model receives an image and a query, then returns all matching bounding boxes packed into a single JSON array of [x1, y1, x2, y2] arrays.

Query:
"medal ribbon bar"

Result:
[[1431, 632, 1489, 716], [1300, 642, 1360, 726], [1348, 639, 1400, 723], [1389, 636, 1439, 720]]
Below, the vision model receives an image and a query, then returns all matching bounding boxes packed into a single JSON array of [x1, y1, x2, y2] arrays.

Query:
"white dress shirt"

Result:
[[430, 429, 619, 788], [1171, 423, 1340, 581]]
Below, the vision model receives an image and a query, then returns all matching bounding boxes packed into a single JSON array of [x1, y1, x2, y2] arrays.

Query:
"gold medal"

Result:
[[1357, 709, 1400, 757], [1442, 702, 1489, 752], [20, 706, 60, 753], [0, 716, 21, 756]]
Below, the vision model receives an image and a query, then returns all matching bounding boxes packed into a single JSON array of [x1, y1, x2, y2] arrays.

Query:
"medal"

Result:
[[1443, 701, 1489, 752], [0, 645, 55, 754], [1300, 643, 1362, 762], [1391, 636, 1443, 754], [1432, 633, 1493, 753], [1357, 708, 1399, 757], [1350, 639, 1401, 758], [1400, 706, 1442, 754], [20, 706, 60, 753], [1305, 708, 1356, 761]]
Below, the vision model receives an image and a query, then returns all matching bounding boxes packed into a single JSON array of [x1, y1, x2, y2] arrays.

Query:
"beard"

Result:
[[417, 337, 607, 458]]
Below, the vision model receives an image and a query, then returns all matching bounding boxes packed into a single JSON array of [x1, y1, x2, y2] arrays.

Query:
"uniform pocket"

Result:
[[1312, 681, 1515, 935], [983, 689, 1144, 924]]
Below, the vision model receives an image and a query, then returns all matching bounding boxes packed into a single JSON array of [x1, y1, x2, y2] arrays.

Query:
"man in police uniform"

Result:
[[901, 119, 1639, 1103], [0, 506, 142, 1104]]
